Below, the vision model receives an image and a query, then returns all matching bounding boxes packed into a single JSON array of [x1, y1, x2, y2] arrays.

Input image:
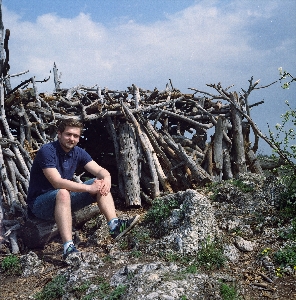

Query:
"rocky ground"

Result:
[[0, 173, 296, 299]]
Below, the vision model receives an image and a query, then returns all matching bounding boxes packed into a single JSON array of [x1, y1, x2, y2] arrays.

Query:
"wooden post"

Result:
[[229, 92, 247, 176], [118, 122, 141, 206]]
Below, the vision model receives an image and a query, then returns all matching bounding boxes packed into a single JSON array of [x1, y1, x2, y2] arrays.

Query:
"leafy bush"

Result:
[[144, 196, 180, 225], [229, 179, 254, 193], [274, 245, 296, 269], [1, 254, 21, 276], [196, 238, 226, 270], [220, 282, 240, 300], [279, 218, 296, 240], [34, 275, 67, 300], [80, 277, 127, 300]]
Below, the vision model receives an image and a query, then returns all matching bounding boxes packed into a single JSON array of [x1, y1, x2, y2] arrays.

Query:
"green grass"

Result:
[[34, 275, 67, 300], [144, 196, 180, 226], [1, 254, 21, 276], [158, 238, 226, 272], [220, 282, 240, 300], [80, 277, 127, 300], [196, 238, 226, 270], [274, 245, 296, 269]]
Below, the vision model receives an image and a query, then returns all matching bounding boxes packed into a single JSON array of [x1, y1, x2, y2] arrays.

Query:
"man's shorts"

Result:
[[31, 179, 96, 221]]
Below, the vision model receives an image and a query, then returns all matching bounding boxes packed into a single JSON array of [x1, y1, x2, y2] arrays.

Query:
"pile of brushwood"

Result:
[[0, 3, 292, 254]]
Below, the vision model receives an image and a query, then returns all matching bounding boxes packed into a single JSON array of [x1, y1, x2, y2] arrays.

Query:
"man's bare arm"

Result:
[[84, 161, 111, 195], [42, 168, 101, 195]]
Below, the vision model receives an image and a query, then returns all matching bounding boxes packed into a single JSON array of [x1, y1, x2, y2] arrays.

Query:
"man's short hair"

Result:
[[57, 118, 84, 133]]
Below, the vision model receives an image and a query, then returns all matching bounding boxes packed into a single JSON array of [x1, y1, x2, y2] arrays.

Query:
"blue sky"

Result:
[[2, 0, 296, 154]]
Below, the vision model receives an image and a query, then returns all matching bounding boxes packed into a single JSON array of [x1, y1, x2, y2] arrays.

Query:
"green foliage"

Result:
[[34, 275, 67, 300], [144, 196, 179, 225], [132, 227, 151, 243], [130, 250, 142, 258], [1, 254, 21, 276], [220, 282, 240, 300], [81, 277, 127, 300], [206, 179, 254, 202], [274, 245, 296, 269], [159, 238, 226, 272], [269, 100, 296, 164], [196, 238, 226, 270], [278, 67, 296, 89], [279, 218, 296, 240], [229, 179, 254, 193]]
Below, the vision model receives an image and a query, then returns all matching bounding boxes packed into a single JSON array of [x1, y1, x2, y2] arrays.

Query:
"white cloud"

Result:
[[2, 1, 295, 95]]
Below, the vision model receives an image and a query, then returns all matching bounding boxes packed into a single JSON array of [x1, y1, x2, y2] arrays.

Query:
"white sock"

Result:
[[108, 218, 118, 231], [63, 240, 74, 254]]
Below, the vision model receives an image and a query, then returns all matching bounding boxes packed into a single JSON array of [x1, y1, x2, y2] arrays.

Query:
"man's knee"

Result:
[[56, 189, 71, 203]]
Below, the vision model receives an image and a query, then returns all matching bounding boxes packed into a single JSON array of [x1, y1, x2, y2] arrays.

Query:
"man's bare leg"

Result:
[[96, 192, 117, 222], [54, 189, 73, 244]]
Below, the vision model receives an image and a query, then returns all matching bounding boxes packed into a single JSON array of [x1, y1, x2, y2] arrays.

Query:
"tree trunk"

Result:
[[229, 92, 247, 176], [246, 149, 264, 176], [118, 122, 141, 206]]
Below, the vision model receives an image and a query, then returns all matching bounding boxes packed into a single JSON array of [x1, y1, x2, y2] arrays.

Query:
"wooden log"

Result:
[[106, 116, 125, 199], [213, 116, 223, 181], [140, 123, 173, 193], [19, 204, 100, 249], [118, 122, 141, 206], [229, 92, 247, 176], [121, 102, 160, 199], [246, 149, 264, 176], [163, 134, 212, 186], [222, 140, 233, 180], [0, 184, 5, 248]]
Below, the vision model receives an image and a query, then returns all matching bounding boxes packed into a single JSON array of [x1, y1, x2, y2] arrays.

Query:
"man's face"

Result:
[[57, 126, 81, 152]]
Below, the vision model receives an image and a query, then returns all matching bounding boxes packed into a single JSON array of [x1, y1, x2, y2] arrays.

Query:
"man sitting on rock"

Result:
[[27, 118, 139, 259]]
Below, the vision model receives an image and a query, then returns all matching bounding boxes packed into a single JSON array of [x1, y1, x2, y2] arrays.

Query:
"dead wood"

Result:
[[0, 4, 281, 251]]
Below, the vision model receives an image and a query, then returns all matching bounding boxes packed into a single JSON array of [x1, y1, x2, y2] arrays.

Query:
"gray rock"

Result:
[[234, 236, 256, 252], [20, 251, 43, 277], [223, 244, 240, 262]]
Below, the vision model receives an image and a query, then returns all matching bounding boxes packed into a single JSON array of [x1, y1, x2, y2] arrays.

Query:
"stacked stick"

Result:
[[0, 4, 269, 252]]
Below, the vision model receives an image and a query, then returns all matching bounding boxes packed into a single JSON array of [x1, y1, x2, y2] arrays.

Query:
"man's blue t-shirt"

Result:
[[27, 140, 92, 208]]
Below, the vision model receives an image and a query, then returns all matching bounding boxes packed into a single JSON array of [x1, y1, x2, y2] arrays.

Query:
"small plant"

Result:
[[229, 179, 254, 193], [119, 239, 128, 250], [130, 250, 142, 258], [185, 264, 198, 274], [144, 196, 179, 226], [102, 254, 112, 263], [260, 247, 271, 257], [196, 238, 226, 270], [274, 245, 296, 269], [34, 275, 67, 300], [80, 277, 126, 300], [220, 282, 240, 300], [275, 267, 283, 278], [1, 254, 21, 276], [279, 218, 296, 240], [132, 227, 151, 244]]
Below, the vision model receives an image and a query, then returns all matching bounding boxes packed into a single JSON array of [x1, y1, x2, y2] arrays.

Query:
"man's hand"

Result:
[[88, 178, 111, 196], [96, 178, 111, 196]]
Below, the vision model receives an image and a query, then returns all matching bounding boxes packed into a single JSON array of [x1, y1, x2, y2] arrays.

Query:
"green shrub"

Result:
[[230, 179, 254, 193], [220, 282, 240, 300], [144, 196, 179, 225], [34, 275, 67, 300], [196, 238, 226, 270], [279, 218, 296, 240], [1, 254, 21, 276], [274, 245, 296, 269], [81, 277, 127, 300]]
